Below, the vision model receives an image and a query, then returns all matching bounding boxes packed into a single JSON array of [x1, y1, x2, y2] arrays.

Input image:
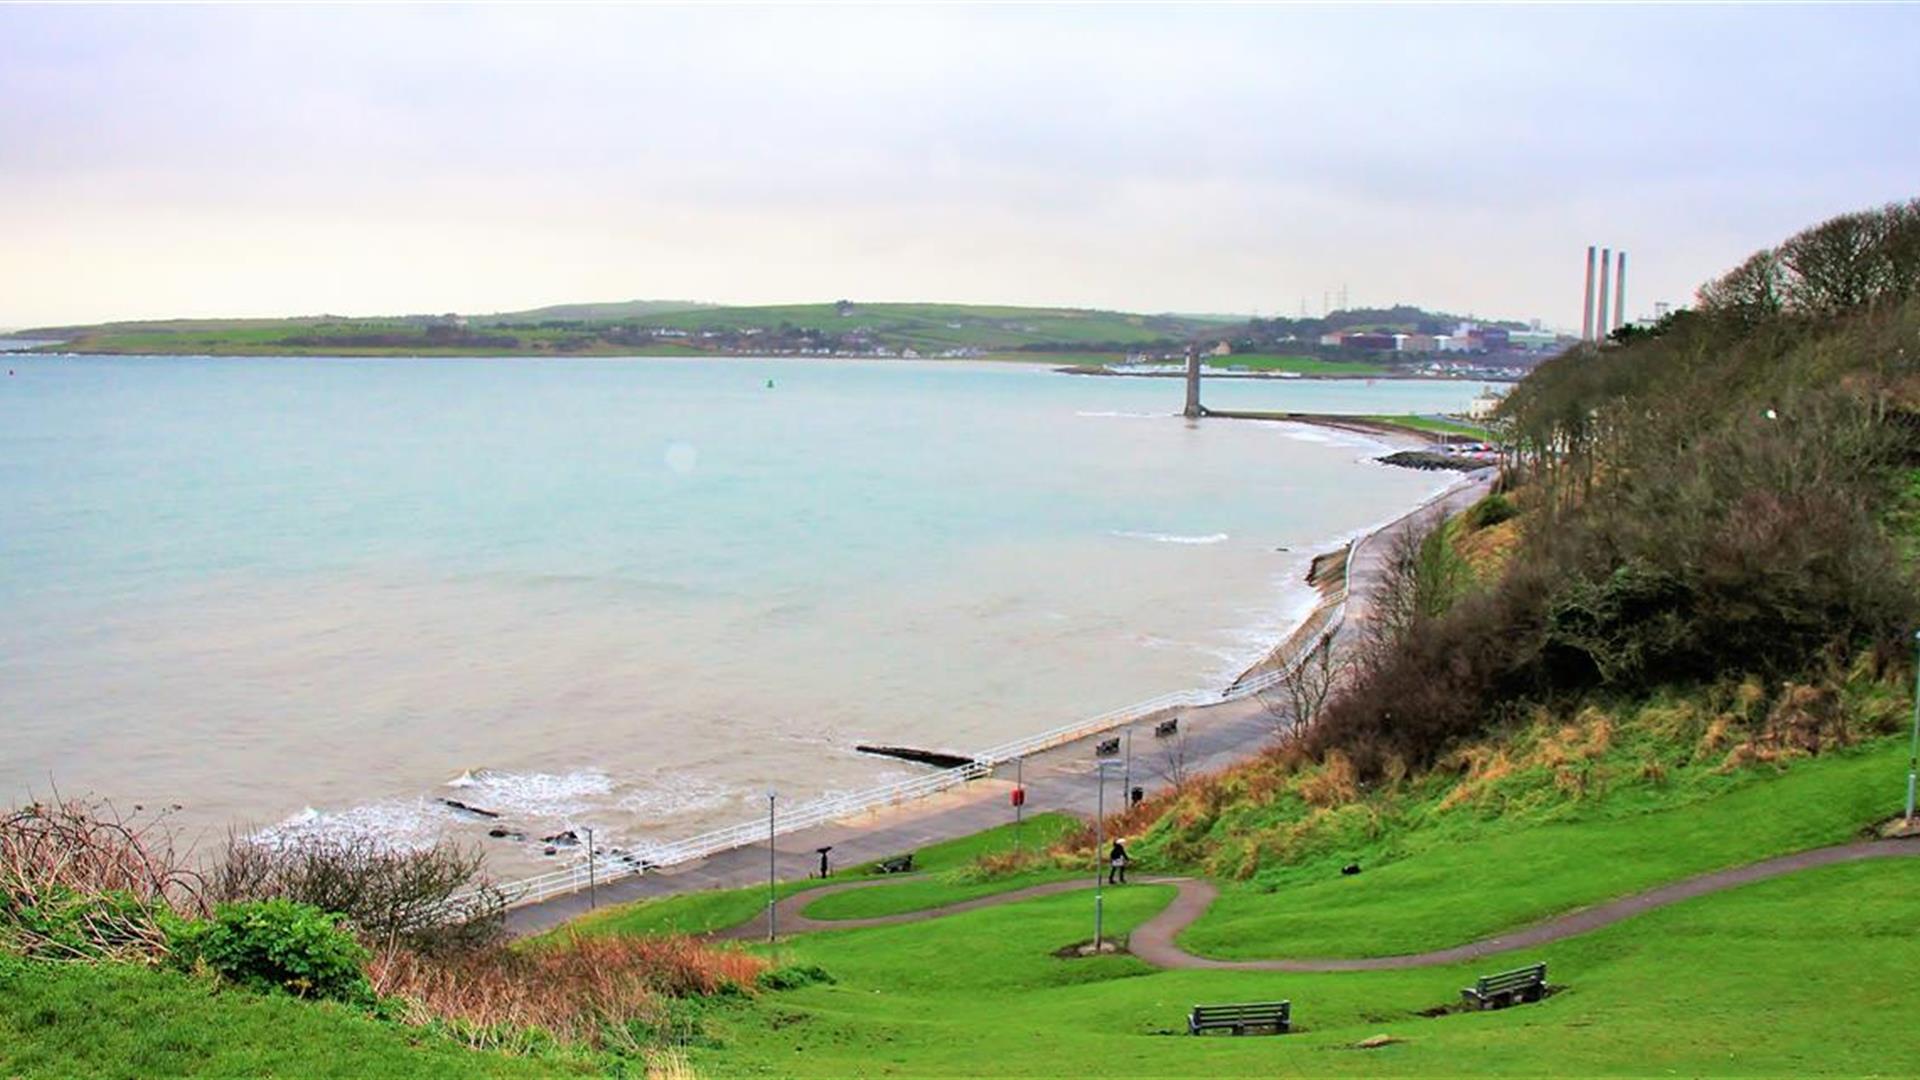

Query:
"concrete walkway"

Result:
[[706, 838, 1920, 969], [506, 470, 1494, 936]]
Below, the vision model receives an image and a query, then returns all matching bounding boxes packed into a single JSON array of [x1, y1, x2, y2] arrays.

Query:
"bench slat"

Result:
[[1188, 1000, 1291, 1036]]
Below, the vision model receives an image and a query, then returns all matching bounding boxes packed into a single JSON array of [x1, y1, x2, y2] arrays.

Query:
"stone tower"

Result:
[[1183, 345, 1203, 418]]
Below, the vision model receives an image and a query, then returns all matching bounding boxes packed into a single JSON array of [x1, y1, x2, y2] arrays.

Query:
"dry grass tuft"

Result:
[[1298, 750, 1360, 808], [368, 933, 764, 1052]]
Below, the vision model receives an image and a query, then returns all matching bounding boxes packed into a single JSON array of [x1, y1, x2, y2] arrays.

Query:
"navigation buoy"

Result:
[[766, 378, 775, 389]]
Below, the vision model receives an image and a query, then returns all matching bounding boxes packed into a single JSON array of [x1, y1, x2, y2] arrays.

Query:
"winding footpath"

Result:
[[714, 837, 1920, 970]]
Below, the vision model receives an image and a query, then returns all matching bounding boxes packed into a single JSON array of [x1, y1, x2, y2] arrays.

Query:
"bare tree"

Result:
[[1257, 630, 1344, 739], [1152, 730, 1194, 791]]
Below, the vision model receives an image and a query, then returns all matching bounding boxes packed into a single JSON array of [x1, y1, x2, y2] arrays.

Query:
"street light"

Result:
[[767, 790, 778, 944], [584, 826, 597, 909], [1907, 632, 1919, 823], [1092, 759, 1121, 951]]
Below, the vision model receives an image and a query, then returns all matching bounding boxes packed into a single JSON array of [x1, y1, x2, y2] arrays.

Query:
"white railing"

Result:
[[477, 471, 1487, 913]]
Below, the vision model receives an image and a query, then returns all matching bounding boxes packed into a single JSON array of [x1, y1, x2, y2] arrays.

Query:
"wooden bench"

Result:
[[873, 853, 915, 875], [1187, 1000, 1291, 1036], [1461, 963, 1546, 1010], [1095, 737, 1121, 757], [1154, 717, 1179, 738]]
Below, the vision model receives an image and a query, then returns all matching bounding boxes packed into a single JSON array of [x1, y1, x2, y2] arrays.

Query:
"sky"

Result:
[[2, 4, 1917, 331]]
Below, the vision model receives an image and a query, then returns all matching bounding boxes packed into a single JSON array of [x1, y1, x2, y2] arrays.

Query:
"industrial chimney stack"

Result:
[[1595, 248, 1612, 341], [1581, 245, 1630, 340], [1614, 250, 1627, 332], [1581, 246, 1596, 341]]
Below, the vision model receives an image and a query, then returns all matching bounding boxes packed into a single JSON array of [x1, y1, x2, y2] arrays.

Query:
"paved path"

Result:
[[709, 838, 1920, 969], [507, 470, 1494, 936]]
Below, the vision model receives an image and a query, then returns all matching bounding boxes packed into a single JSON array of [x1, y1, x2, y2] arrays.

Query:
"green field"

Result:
[[29, 302, 1220, 359], [565, 814, 1081, 939], [1206, 354, 1391, 376], [691, 858, 1920, 1076], [0, 958, 577, 1078], [1176, 736, 1903, 959], [1361, 413, 1492, 438]]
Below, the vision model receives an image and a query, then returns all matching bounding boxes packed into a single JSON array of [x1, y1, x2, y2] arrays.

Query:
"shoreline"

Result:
[[504, 465, 1495, 931]]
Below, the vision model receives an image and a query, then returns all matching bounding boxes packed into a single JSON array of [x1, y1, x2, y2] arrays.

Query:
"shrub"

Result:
[[758, 963, 834, 991], [176, 899, 369, 1002], [0, 799, 203, 962], [211, 834, 504, 955], [1464, 492, 1518, 529]]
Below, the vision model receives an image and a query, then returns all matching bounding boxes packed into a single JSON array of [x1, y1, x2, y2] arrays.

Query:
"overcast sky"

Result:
[[3, 4, 1916, 330]]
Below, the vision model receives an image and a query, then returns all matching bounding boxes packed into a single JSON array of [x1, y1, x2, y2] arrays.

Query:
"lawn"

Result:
[[693, 858, 1920, 1076], [1174, 735, 1906, 960], [568, 814, 1081, 937], [1208, 354, 1390, 376], [1363, 413, 1492, 438], [0, 958, 579, 1078]]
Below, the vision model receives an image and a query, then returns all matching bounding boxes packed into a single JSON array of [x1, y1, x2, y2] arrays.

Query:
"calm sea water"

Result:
[[0, 356, 1479, 868]]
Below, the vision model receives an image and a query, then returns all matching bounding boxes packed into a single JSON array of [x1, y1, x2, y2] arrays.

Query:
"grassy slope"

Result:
[[1177, 736, 1904, 959], [1207, 354, 1390, 375], [0, 960, 575, 1079], [797, 814, 1083, 921], [567, 814, 1081, 938], [1364, 413, 1491, 438], [696, 859, 1920, 1076]]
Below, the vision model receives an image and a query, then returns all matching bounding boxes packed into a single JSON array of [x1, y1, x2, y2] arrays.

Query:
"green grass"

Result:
[[1207, 354, 1390, 376], [1176, 736, 1904, 960], [799, 815, 1084, 921], [0, 958, 575, 1078], [1362, 413, 1492, 438], [692, 858, 1920, 1076], [33, 304, 1225, 358], [569, 814, 1081, 937]]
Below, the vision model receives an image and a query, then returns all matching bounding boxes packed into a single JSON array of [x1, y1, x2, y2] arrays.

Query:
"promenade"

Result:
[[508, 469, 1494, 935]]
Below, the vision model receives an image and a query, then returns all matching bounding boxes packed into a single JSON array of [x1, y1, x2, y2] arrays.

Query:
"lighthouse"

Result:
[[1183, 345, 1203, 419]]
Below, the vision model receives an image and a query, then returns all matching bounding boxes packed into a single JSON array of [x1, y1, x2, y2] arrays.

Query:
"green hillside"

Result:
[[23, 301, 1225, 358]]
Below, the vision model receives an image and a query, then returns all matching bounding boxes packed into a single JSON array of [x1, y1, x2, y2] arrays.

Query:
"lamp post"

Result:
[[1907, 631, 1919, 823], [767, 791, 778, 944], [1015, 755, 1025, 855], [584, 826, 597, 909], [1093, 759, 1119, 951]]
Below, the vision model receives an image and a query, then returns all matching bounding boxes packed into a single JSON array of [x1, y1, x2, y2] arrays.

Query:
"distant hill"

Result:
[[17, 299, 1526, 360], [467, 299, 712, 325]]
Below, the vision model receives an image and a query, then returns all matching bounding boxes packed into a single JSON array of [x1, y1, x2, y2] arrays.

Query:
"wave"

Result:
[[442, 768, 613, 819], [614, 775, 736, 821], [253, 798, 448, 853], [1112, 530, 1230, 545]]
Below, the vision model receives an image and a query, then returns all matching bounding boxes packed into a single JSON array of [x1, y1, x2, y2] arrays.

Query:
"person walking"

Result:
[[1107, 838, 1129, 885]]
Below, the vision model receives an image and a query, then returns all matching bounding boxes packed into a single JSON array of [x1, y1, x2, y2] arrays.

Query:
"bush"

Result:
[[211, 835, 503, 956], [758, 963, 834, 991], [2, 886, 165, 962], [1465, 493, 1518, 529], [175, 899, 369, 1002]]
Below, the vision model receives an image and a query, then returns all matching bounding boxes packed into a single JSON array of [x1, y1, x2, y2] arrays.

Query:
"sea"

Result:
[[0, 355, 1482, 871]]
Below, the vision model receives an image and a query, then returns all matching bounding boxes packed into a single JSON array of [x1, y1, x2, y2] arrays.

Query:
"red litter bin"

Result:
[[1011, 787, 1026, 807]]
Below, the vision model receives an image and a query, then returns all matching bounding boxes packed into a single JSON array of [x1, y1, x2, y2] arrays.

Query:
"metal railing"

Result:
[[473, 471, 1486, 912]]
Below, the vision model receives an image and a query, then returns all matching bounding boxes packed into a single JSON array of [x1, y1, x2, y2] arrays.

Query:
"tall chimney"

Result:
[[1613, 250, 1627, 331], [1183, 345, 1202, 419], [1581, 246, 1597, 341], [1596, 248, 1612, 342]]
